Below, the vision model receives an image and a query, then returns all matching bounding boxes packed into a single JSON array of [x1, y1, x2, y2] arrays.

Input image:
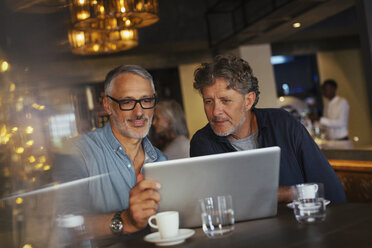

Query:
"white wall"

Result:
[[239, 44, 278, 108], [178, 63, 208, 138]]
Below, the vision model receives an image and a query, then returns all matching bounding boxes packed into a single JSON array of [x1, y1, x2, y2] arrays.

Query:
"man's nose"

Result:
[[133, 102, 144, 116], [212, 102, 223, 116]]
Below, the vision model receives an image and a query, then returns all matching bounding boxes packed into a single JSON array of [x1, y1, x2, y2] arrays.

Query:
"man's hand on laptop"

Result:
[[123, 174, 162, 233], [278, 186, 292, 203]]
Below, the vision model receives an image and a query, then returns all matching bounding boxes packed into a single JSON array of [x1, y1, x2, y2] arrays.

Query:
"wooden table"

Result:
[[102, 203, 372, 248]]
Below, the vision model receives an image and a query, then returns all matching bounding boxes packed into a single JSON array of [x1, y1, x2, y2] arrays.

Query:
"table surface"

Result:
[[101, 203, 372, 248]]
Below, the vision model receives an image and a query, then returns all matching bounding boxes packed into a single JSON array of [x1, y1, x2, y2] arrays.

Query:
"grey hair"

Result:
[[156, 100, 189, 138], [104, 65, 155, 96], [193, 55, 260, 108]]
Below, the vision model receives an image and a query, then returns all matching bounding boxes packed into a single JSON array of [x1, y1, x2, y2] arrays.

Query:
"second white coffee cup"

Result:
[[148, 211, 179, 239], [296, 183, 319, 200]]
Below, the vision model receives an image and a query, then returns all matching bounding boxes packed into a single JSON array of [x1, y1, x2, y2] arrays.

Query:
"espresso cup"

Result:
[[148, 211, 179, 239], [295, 183, 319, 200]]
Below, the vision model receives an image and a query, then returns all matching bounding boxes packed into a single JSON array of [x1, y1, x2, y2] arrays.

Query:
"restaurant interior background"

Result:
[[0, 0, 372, 247]]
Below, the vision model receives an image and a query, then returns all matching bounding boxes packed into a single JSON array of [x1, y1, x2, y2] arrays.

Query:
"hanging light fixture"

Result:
[[68, 27, 138, 55], [70, 0, 159, 29], [68, 0, 159, 55]]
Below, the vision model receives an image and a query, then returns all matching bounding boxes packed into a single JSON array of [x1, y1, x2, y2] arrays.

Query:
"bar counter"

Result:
[[101, 203, 372, 248], [323, 149, 372, 202]]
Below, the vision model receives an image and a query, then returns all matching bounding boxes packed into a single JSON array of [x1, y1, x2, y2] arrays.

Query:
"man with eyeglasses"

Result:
[[53, 65, 167, 241], [190, 55, 346, 203]]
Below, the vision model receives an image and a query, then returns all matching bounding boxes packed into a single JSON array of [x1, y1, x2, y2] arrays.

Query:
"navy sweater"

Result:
[[190, 108, 346, 203]]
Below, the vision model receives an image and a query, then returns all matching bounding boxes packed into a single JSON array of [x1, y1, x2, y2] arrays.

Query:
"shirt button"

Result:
[[127, 164, 131, 168], [119, 147, 122, 150]]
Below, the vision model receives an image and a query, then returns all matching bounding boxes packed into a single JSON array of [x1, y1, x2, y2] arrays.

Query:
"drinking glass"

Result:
[[199, 195, 235, 238], [291, 183, 327, 223]]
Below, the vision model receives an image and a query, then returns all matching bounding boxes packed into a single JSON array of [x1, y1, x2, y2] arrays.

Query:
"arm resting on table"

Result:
[[278, 186, 292, 203]]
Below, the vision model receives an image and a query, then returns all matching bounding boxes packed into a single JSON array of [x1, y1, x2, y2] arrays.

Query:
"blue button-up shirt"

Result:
[[54, 122, 167, 214]]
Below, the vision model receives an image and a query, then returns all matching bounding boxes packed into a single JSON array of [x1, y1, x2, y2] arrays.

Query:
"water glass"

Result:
[[199, 195, 235, 238], [56, 214, 91, 248], [291, 183, 327, 223]]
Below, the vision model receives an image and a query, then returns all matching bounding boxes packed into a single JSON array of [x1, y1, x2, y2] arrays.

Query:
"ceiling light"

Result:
[[70, 0, 159, 29], [68, 0, 159, 55], [0, 60, 10, 72], [293, 22, 301, 28], [68, 27, 138, 55]]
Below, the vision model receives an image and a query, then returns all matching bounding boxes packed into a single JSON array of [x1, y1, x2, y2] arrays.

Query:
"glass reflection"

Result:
[[0, 75, 102, 247]]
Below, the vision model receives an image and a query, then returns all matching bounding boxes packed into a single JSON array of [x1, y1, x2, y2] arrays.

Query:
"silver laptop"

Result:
[[143, 146, 281, 228]]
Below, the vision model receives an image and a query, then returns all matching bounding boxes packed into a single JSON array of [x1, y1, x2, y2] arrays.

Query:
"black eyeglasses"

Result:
[[106, 95, 158, 111]]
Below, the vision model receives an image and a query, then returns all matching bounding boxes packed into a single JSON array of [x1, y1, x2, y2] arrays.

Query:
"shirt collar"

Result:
[[252, 108, 267, 132], [103, 121, 158, 161], [103, 121, 122, 152], [142, 136, 158, 162], [329, 95, 340, 104]]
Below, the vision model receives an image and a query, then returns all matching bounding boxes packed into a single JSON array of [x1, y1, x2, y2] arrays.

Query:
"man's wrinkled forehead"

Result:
[[111, 74, 154, 98], [201, 78, 236, 95], [113, 73, 154, 90]]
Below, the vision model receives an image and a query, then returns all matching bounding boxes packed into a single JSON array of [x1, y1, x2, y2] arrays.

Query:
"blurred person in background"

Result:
[[53, 65, 167, 243], [320, 79, 350, 140], [152, 99, 190, 159]]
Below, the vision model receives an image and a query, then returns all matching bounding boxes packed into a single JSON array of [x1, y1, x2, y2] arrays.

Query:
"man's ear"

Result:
[[244, 92, 256, 111], [103, 97, 112, 116]]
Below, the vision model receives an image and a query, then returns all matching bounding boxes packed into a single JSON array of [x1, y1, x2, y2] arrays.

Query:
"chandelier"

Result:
[[68, 28, 138, 55], [68, 0, 159, 55]]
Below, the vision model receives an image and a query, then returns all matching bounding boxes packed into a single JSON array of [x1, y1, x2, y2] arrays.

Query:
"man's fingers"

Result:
[[128, 179, 162, 229], [142, 199, 159, 211], [140, 190, 161, 204], [132, 179, 161, 194], [130, 199, 159, 214], [141, 208, 157, 219], [130, 208, 157, 229], [136, 173, 144, 184], [129, 199, 159, 228], [130, 189, 161, 205]]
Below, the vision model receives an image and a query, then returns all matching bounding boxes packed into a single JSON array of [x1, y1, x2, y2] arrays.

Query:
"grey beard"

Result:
[[212, 114, 246, 137]]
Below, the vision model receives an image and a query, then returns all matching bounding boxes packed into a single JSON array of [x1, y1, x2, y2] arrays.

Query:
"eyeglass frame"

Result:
[[106, 95, 159, 111]]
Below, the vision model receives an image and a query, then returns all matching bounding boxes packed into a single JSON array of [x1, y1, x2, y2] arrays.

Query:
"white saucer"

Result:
[[286, 199, 330, 209], [144, 229, 195, 246]]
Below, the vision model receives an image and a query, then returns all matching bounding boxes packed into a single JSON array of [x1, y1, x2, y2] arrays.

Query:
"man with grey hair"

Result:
[[54, 65, 167, 241], [190, 55, 346, 203]]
